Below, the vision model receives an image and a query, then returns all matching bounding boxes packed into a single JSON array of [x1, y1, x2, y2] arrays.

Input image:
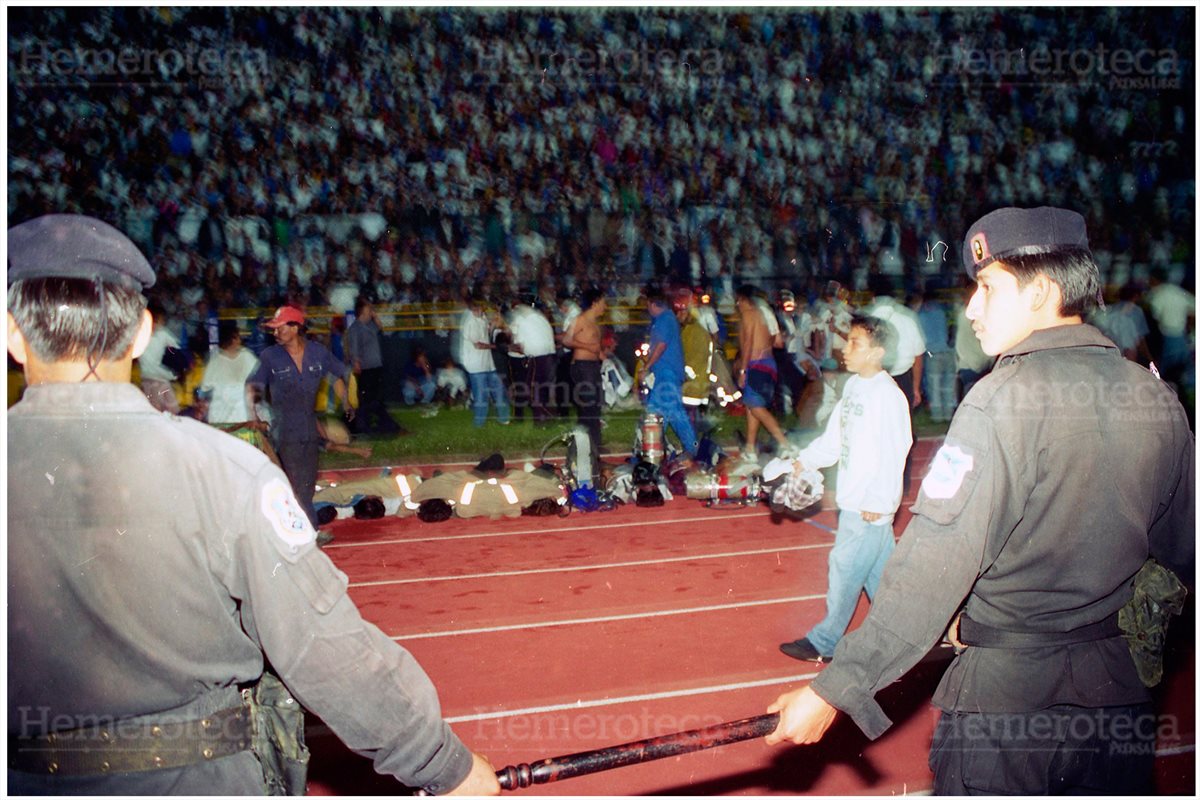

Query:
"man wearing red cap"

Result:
[[249, 305, 353, 541], [764, 207, 1193, 794]]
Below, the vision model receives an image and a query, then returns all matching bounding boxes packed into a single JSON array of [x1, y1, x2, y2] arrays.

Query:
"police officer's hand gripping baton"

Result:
[[420, 712, 780, 793]]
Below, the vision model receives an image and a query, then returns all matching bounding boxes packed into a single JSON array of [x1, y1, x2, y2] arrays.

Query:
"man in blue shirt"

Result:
[[643, 291, 698, 456], [249, 305, 352, 540], [910, 290, 957, 423], [345, 298, 401, 436]]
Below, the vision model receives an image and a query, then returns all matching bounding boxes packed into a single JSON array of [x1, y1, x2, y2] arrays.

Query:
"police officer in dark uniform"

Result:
[[7, 215, 499, 795], [762, 207, 1194, 794]]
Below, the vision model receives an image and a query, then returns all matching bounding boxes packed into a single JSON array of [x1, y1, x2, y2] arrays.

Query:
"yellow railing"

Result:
[[217, 304, 681, 333]]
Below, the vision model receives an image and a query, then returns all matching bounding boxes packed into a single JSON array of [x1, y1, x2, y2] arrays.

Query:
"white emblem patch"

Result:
[[260, 478, 316, 551], [922, 445, 975, 500]]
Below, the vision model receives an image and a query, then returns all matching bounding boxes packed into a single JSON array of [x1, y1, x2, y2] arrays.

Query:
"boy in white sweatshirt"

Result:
[[779, 314, 913, 663]]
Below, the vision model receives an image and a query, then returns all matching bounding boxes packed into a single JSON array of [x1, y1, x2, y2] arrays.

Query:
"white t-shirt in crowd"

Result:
[[458, 309, 496, 374], [200, 347, 260, 424], [507, 305, 556, 358], [138, 326, 180, 383], [1147, 282, 1195, 338], [437, 365, 468, 395]]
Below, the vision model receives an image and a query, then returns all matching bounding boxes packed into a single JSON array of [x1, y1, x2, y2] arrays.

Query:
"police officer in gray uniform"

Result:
[[7, 215, 499, 796], [763, 207, 1194, 794]]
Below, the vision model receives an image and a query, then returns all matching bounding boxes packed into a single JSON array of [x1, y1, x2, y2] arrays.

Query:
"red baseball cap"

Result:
[[264, 305, 306, 328]]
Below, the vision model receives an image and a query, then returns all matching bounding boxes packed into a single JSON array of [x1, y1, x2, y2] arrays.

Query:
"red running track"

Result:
[[306, 439, 1195, 795]]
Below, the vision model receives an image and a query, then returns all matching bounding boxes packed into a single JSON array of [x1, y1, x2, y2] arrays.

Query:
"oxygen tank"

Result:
[[638, 412, 665, 465], [567, 425, 593, 488], [684, 470, 762, 504]]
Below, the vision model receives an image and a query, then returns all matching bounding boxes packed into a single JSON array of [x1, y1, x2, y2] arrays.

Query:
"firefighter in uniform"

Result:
[[764, 207, 1194, 794], [7, 215, 499, 795], [675, 288, 714, 421]]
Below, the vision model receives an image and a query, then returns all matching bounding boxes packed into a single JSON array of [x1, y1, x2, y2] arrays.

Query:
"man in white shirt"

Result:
[[554, 291, 582, 417], [436, 359, 469, 405], [1146, 268, 1195, 392], [864, 281, 926, 410], [507, 299, 557, 424], [199, 320, 259, 426], [459, 294, 510, 428]]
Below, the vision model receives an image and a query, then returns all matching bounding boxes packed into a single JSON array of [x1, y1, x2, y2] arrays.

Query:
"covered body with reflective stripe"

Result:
[[411, 470, 565, 520], [314, 473, 423, 517]]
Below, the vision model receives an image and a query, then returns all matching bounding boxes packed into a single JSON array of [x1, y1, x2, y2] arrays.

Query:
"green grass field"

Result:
[[320, 403, 955, 469]]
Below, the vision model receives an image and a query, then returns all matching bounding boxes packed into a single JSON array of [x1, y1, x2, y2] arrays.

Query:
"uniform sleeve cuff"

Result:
[[414, 726, 474, 795], [811, 669, 893, 741]]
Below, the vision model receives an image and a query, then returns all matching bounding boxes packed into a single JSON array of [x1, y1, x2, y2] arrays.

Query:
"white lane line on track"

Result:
[[391, 593, 826, 640], [443, 672, 822, 723], [349, 542, 834, 588], [323, 510, 778, 548]]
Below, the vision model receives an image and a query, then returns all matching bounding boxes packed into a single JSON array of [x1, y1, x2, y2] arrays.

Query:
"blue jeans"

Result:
[[924, 350, 957, 422], [1160, 334, 1193, 388], [806, 510, 895, 656], [468, 370, 510, 427], [403, 377, 436, 405], [646, 378, 698, 455]]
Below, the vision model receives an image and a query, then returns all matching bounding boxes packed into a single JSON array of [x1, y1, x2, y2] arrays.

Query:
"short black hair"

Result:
[[995, 247, 1102, 317], [218, 319, 241, 348], [735, 284, 759, 301], [1117, 282, 1142, 303], [580, 288, 605, 311], [9, 277, 146, 363], [849, 313, 892, 355], [867, 273, 899, 299]]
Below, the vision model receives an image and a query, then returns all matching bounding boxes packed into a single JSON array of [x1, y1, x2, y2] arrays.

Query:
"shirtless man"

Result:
[[563, 288, 607, 474], [736, 285, 791, 459]]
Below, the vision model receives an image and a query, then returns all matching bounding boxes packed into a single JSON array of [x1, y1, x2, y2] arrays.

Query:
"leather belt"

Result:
[[958, 612, 1122, 649], [9, 704, 252, 777]]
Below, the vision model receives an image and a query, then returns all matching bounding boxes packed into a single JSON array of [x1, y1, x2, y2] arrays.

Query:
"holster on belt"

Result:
[[1118, 558, 1188, 687], [243, 671, 310, 796], [9, 704, 251, 777]]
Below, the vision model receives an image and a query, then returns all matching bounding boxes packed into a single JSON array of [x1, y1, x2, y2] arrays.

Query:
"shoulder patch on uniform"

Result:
[[260, 478, 316, 551], [922, 444, 974, 500]]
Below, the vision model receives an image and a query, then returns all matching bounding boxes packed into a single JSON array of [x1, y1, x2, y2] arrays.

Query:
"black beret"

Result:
[[962, 207, 1089, 279], [8, 214, 155, 289]]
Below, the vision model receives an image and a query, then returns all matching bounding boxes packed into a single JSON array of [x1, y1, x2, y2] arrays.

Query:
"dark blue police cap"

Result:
[[8, 214, 155, 290], [962, 207, 1090, 279]]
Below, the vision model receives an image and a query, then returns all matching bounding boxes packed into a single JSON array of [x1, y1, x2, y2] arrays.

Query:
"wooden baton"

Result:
[[493, 711, 781, 790]]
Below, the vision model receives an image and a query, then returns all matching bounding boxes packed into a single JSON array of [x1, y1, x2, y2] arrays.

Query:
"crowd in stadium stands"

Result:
[[8, 7, 1194, 394]]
